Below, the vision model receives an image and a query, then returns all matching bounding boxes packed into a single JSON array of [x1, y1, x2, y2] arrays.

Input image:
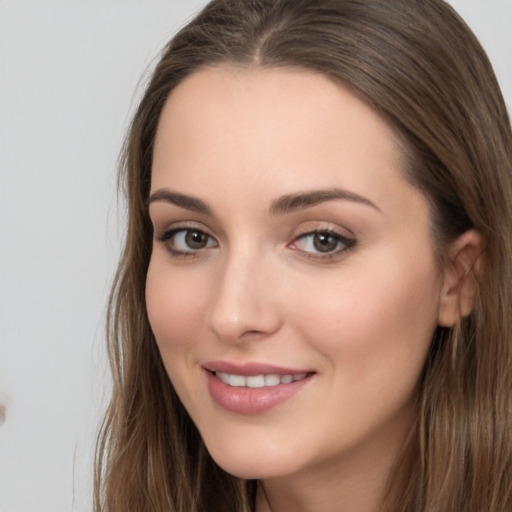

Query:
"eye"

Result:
[[291, 230, 355, 256], [155, 227, 217, 255]]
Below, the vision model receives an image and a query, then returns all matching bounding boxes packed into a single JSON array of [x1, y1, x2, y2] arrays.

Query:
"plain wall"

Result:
[[0, 1, 510, 511]]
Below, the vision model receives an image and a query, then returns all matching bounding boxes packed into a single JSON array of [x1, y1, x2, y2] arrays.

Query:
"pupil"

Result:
[[313, 233, 337, 253], [186, 230, 207, 249]]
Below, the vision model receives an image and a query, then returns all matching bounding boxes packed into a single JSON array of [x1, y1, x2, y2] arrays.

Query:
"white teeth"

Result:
[[218, 372, 231, 384], [229, 374, 246, 387], [264, 374, 280, 386], [246, 375, 265, 388], [215, 372, 308, 387]]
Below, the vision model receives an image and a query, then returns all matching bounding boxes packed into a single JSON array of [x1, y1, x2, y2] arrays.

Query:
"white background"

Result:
[[0, 1, 510, 511]]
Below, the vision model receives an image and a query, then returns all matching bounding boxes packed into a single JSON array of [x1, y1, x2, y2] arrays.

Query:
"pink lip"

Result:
[[202, 361, 315, 415], [203, 360, 313, 376]]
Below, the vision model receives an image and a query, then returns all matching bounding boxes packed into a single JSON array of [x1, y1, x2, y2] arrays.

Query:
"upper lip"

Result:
[[203, 360, 314, 376]]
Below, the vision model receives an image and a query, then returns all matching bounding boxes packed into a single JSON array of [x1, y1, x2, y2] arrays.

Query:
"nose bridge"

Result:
[[207, 243, 280, 343]]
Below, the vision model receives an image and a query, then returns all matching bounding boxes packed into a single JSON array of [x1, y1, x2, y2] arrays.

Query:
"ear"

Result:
[[438, 229, 484, 327]]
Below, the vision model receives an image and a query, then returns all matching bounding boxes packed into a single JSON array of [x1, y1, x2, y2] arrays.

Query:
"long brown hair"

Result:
[[94, 1, 512, 510]]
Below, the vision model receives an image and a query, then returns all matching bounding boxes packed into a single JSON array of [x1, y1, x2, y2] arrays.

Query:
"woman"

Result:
[[94, 1, 512, 511]]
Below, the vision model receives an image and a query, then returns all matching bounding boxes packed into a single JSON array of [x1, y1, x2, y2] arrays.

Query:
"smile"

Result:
[[203, 364, 315, 415], [215, 372, 309, 388]]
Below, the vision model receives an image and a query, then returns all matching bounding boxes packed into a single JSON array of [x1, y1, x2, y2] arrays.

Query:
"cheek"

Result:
[[145, 256, 208, 351], [145, 256, 215, 410], [290, 253, 441, 388]]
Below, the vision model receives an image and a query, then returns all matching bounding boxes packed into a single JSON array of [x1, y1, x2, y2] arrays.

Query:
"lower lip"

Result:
[[205, 370, 313, 415]]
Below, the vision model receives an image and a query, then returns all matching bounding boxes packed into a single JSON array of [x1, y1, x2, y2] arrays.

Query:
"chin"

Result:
[[203, 432, 307, 480], [211, 454, 292, 480]]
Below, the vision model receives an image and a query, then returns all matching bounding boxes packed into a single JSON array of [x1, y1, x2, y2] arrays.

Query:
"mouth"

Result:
[[211, 371, 311, 388], [203, 362, 316, 415]]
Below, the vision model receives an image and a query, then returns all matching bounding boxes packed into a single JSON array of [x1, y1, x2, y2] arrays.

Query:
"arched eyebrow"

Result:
[[148, 189, 212, 215], [270, 188, 380, 214], [147, 187, 380, 215]]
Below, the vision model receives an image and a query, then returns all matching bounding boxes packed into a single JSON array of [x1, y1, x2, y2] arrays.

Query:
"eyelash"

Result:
[[154, 226, 217, 258], [154, 226, 356, 260], [291, 229, 356, 260]]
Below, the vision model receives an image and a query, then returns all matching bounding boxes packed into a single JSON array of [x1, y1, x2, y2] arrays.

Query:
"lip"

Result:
[[203, 360, 314, 376], [202, 360, 315, 415]]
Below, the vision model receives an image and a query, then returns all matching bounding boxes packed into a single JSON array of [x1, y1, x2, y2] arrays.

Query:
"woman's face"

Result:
[[146, 66, 446, 481]]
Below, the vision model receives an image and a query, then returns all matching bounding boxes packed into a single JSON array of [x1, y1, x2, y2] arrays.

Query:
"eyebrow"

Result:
[[270, 188, 380, 215], [147, 187, 380, 215], [148, 189, 212, 215]]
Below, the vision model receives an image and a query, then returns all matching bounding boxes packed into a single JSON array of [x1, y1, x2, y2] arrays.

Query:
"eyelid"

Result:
[[289, 220, 355, 241], [153, 220, 213, 239], [153, 220, 356, 260], [153, 222, 218, 257], [288, 226, 357, 260]]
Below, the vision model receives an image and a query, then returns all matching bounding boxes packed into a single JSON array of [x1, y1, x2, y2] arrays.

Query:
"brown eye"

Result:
[[155, 228, 217, 254], [292, 230, 356, 257], [185, 230, 210, 249], [313, 232, 339, 253]]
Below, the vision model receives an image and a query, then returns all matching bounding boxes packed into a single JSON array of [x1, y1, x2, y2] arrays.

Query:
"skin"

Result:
[[145, 66, 473, 512]]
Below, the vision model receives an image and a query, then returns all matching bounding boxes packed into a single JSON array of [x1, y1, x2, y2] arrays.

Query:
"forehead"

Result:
[[151, 65, 422, 220], [154, 65, 402, 166]]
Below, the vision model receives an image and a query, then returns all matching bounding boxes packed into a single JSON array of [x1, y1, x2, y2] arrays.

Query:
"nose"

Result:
[[206, 251, 282, 345]]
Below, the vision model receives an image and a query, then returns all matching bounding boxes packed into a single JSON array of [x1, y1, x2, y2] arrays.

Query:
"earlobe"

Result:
[[438, 229, 484, 327]]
